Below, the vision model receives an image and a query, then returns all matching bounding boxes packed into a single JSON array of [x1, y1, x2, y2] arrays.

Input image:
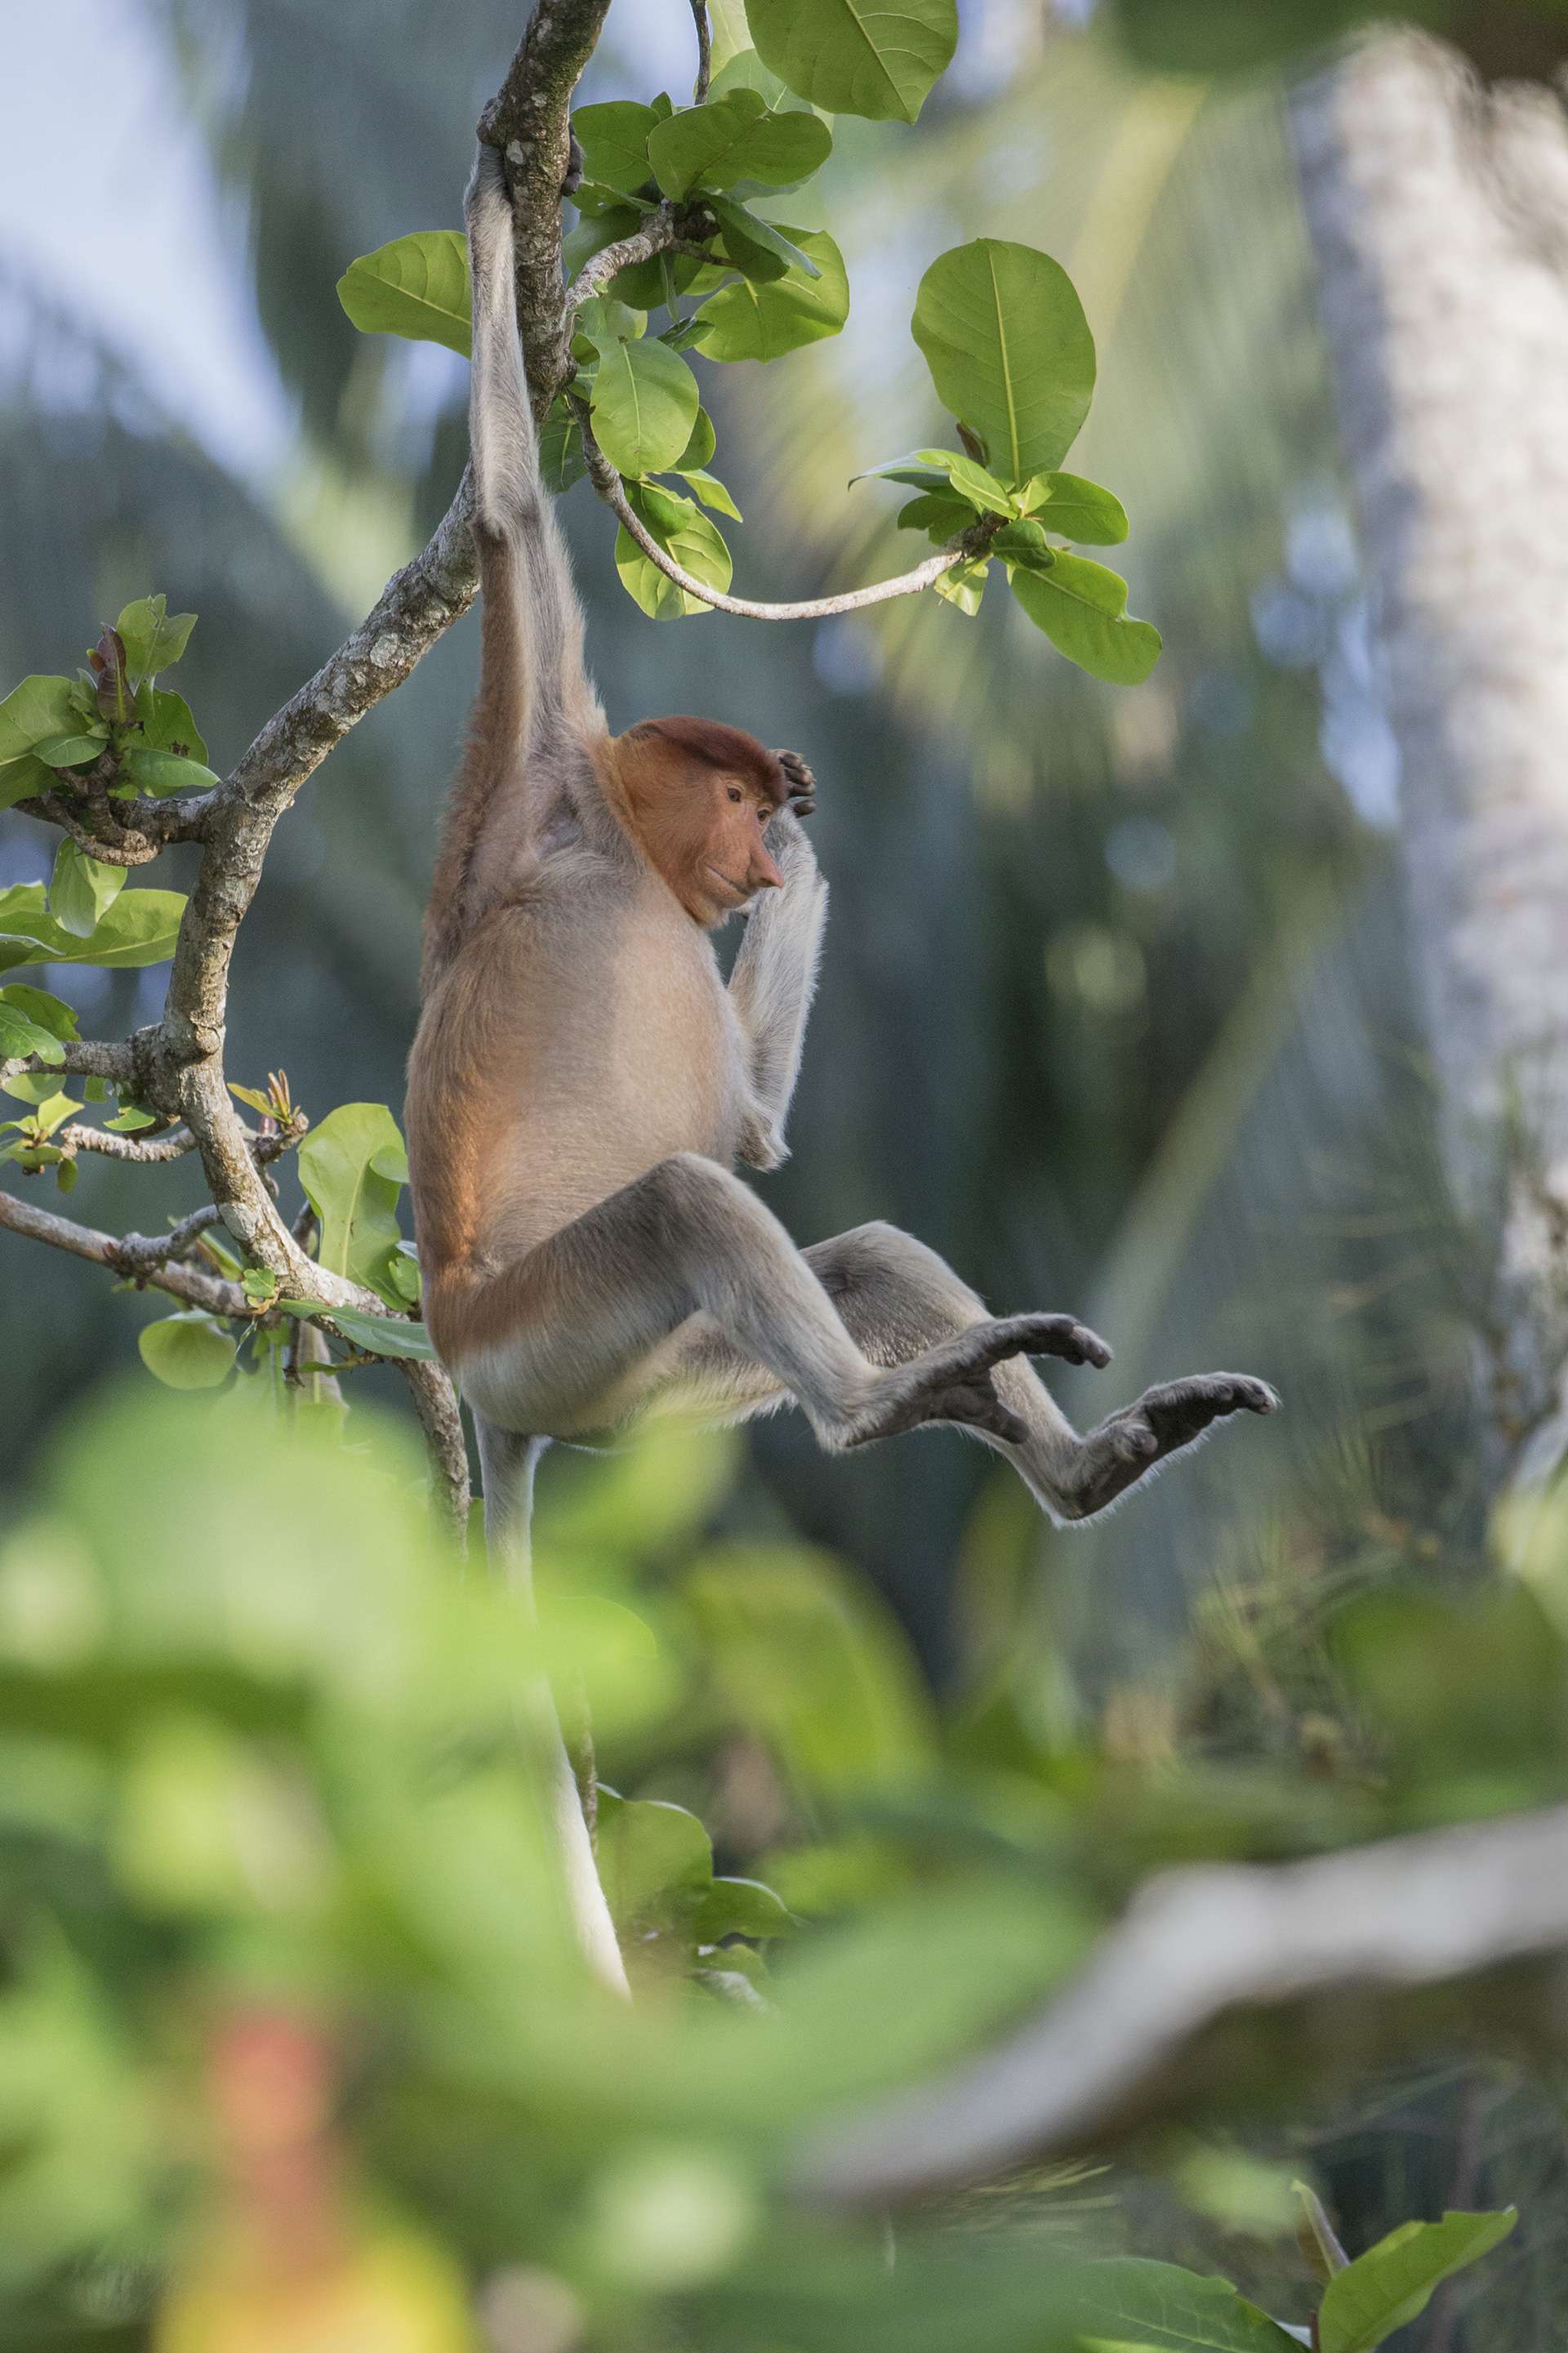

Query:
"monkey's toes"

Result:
[[958, 1312, 1111, 1373], [1139, 1371, 1280, 1448], [773, 748, 817, 816]]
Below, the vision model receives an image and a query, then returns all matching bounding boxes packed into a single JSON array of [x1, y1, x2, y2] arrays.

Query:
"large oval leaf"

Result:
[[1009, 552, 1161, 686], [912, 240, 1095, 488], [50, 840, 124, 940], [297, 1103, 411, 1310], [1318, 2210, 1517, 2353], [572, 99, 663, 194], [746, 0, 958, 121], [587, 330, 700, 477], [615, 483, 733, 619], [647, 88, 831, 198], [336, 230, 471, 359], [138, 1313, 238, 1393], [1024, 469, 1129, 545], [0, 884, 187, 974], [690, 227, 848, 363]]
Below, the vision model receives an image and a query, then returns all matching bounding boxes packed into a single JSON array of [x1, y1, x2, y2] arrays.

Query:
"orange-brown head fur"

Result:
[[614, 716, 786, 925]]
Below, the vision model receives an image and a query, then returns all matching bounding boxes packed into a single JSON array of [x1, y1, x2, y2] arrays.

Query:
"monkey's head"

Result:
[[616, 716, 787, 926]]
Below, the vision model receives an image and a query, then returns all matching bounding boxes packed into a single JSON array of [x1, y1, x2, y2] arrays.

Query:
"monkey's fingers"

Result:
[[773, 749, 817, 817], [956, 1312, 1111, 1373]]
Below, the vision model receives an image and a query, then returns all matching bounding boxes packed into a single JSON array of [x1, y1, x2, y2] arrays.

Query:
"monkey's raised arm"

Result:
[[730, 798, 828, 1171], [422, 148, 600, 981]]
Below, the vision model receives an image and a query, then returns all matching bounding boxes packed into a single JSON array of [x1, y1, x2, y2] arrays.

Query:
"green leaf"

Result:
[[933, 557, 989, 615], [1063, 2257, 1304, 2351], [992, 517, 1057, 573], [137, 1313, 238, 1392], [595, 1790, 713, 1935], [0, 676, 78, 769], [539, 402, 588, 493], [274, 1299, 437, 1361], [676, 469, 743, 520], [1022, 469, 1129, 545], [114, 594, 195, 680], [118, 746, 220, 798], [32, 734, 105, 769], [0, 1003, 65, 1065], [0, 755, 56, 813], [572, 100, 663, 194], [336, 230, 471, 359], [135, 684, 208, 764], [0, 884, 186, 974], [1317, 2211, 1517, 2353], [746, 0, 958, 121], [105, 1104, 158, 1133], [693, 1875, 796, 1943], [677, 408, 717, 470], [647, 88, 831, 199], [895, 491, 974, 541], [853, 454, 952, 492], [1, 983, 77, 1042], [689, 225, 847, 363], [1010, 553, 1161, 686], [296, 1102, 411, 1309], [229, 1083, 275, 1119], [2, 1072, 76, 1108], [242, 1268, 280, 1308], [706, 194, 823, 280], [616, 482, 733, 619], [912, 239, 1097, 487], [585, 320, 701, 477], [50, 840, 125, 940]]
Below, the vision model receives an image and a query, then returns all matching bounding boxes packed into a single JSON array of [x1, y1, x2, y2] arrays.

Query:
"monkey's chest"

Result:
[[598, 932, 745, 1163]]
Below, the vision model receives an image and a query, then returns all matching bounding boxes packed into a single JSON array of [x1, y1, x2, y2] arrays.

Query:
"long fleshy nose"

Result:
[[750, 834, 784, 892]]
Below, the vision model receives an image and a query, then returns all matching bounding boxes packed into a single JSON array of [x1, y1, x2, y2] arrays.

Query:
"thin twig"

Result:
[[0, 1188, 247, 1318], [689, 0, 713, 102], [576, 400, 982, 619], [568, 215, 713, 309]]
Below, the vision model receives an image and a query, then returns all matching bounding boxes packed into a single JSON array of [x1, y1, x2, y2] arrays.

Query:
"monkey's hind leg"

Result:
[[805, 1223, 1278, 1522]]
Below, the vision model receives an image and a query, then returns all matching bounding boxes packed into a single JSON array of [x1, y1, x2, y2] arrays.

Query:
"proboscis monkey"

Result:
[[404, 149, 1279, 1990]]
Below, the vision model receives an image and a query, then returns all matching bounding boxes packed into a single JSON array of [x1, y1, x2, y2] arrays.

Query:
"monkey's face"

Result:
[[633, 768, 783, 926], [617, 719, 787, 925]]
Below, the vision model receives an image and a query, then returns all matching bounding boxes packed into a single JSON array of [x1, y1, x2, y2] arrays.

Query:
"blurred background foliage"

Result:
[[0, 0, 1554, 2342]]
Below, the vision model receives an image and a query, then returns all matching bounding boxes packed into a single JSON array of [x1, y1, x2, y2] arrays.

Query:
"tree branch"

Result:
[[575, 401, 987, 619], [800, 1803, 1568, 2206], [0, 1188, 247, 1318], [689, 0, 713, 103]]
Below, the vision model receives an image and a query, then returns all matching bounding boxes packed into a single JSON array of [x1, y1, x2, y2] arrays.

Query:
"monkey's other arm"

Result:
[[730, 755, 826, 1171]]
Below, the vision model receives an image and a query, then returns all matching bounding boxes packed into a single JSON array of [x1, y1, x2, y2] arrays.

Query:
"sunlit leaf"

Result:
[[583, 314, 701, 477], [274, 1299, 438, 1361], [337, 230, 472, 358], [296, 1102, 412, 1310], [1010, 552, 1161, 685], [114, 594, 195, 680], [49, 841, 124, 941], [912, 240, 1096, 487], [689, 225, 847, 363], [0, 885, 186, 973], [572, 99, 664, 194], [1317, 2211, 1517, 2353], [1022, 469, 1130, 544], [647, 88, 831, 198], [1063, 2257, 1304, 2350], [137, 1313, 238, 1392], [615, 482, 733, 618], [746, 0, 958, 121]]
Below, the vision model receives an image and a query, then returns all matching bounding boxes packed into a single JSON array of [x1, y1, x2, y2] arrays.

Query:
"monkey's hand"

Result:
[[773, 750, 816, 820]]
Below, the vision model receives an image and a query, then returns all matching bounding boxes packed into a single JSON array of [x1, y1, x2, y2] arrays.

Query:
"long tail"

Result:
[[474, 1419, 631, 1998], [422, 146, 589, 983]]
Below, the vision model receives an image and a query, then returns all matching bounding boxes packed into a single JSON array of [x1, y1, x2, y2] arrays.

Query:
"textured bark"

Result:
[[1294, 34, 1568, 1467]]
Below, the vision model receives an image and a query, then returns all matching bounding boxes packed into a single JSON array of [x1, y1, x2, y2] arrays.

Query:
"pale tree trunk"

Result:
[[1292, 33, 1568, 1481]]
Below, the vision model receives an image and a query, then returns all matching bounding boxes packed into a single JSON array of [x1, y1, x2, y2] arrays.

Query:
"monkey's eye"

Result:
[[726, 787, 742, 804]]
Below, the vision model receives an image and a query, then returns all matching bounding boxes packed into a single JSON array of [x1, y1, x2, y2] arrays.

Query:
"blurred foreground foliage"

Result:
[[0, 1384, 1545, 2347]]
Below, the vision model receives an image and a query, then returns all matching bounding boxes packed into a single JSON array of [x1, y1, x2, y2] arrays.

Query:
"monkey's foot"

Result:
[[1069, 1373, 1279, 1517], [842, 1314, 1111, 1450]]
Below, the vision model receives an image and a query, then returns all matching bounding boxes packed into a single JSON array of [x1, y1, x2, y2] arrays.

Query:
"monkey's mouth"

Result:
[[704, 865, 753, 905]]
